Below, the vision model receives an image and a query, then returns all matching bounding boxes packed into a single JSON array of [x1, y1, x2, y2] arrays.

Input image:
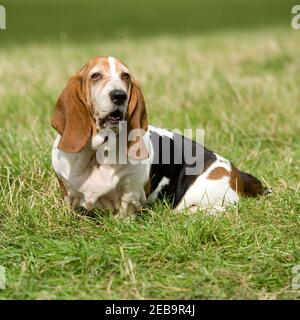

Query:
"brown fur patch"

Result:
[[51, 73, 93, 153], [92, 56, 110, 73], [229, 164, 264, 197], [229, 166, 244, 193], [115, 57, 131, 90], [127, 79, 148, 160], [114, 58, 123, 73], [207, 167, 230, 180]]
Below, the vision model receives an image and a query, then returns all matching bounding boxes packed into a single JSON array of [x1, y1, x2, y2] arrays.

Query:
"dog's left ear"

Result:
[[51, 74, 93, 153], [127, 79, 149, 160]]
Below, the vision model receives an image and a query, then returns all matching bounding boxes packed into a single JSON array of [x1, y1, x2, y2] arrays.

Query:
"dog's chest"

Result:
[[52, 137, 129, 209], [70, 162, 132, 209]]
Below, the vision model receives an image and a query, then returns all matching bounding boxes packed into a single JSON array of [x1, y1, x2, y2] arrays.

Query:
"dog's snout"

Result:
[[110, 89, 127, 105]]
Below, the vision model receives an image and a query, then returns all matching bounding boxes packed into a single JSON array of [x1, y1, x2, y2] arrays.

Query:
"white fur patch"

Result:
[[175, 158, 238, 212], [148, 125, 174, 139], [108, 56, 118, 79], [52, 132, 153, 216], [147, 176, 170, 202], [214, 152, 230, 165]]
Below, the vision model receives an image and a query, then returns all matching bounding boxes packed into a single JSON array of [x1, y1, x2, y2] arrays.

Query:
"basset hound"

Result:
[[51, 56, 266, 218]]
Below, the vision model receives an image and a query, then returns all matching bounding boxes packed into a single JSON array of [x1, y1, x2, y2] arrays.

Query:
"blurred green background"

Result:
[[0, 0, 297, 44]]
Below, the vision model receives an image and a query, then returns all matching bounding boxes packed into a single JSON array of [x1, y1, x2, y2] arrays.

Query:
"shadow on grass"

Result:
[[73, 197, 175, 225]]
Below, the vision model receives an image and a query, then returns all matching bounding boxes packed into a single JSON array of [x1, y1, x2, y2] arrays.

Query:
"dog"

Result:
[[51, 56, 267, 217]]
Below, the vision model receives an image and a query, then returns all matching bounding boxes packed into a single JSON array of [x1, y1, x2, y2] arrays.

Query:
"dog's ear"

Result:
[[127, 79, 149, 160], [51, 74, 93, 153]]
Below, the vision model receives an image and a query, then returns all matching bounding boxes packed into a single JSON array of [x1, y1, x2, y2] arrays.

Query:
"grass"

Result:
[[0, 0, 300, 299]]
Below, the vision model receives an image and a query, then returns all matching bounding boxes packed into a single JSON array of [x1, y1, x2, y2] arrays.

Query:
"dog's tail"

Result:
[[231, 166, 272, 197]]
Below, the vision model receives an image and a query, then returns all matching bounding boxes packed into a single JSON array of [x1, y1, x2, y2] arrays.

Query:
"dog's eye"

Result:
[[121, 72, 130, 80], [91, 72, 102, 81]]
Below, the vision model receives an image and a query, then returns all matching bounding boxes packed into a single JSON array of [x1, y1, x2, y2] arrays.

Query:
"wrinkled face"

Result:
[[89, 56, 131, 129]]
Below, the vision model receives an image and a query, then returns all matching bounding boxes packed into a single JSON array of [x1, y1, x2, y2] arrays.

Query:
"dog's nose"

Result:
[[110, 89, 127, 105]]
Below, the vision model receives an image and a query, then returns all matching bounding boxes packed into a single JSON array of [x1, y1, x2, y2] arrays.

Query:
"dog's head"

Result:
[[51, 56, 148, 158]]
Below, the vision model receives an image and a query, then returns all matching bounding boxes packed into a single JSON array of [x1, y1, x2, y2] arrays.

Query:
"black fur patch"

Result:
[[148, 130, 217, 207]]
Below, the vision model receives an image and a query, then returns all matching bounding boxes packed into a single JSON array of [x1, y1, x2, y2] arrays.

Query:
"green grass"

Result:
[[0, 0, 300, 299]]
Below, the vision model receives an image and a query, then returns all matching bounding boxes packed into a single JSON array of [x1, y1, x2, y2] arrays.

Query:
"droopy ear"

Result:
[[127, 79, 149, 160], [51, 74, 93, 153]]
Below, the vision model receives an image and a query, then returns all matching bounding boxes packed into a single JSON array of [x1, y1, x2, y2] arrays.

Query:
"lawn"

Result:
[[0, 0, 300, 299]]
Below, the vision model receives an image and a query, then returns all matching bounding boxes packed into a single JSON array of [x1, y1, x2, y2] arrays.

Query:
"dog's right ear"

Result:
[[51, 74, 93, 153]]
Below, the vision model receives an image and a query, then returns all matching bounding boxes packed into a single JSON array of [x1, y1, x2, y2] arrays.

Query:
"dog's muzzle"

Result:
[[99, 109, 124, 127]]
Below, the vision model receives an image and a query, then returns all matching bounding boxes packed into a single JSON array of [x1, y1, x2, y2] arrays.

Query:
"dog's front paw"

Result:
[[114, 201, 139, 220]]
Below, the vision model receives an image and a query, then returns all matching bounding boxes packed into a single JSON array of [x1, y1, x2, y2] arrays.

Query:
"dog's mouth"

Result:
[[99, 110, 124, 127]]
